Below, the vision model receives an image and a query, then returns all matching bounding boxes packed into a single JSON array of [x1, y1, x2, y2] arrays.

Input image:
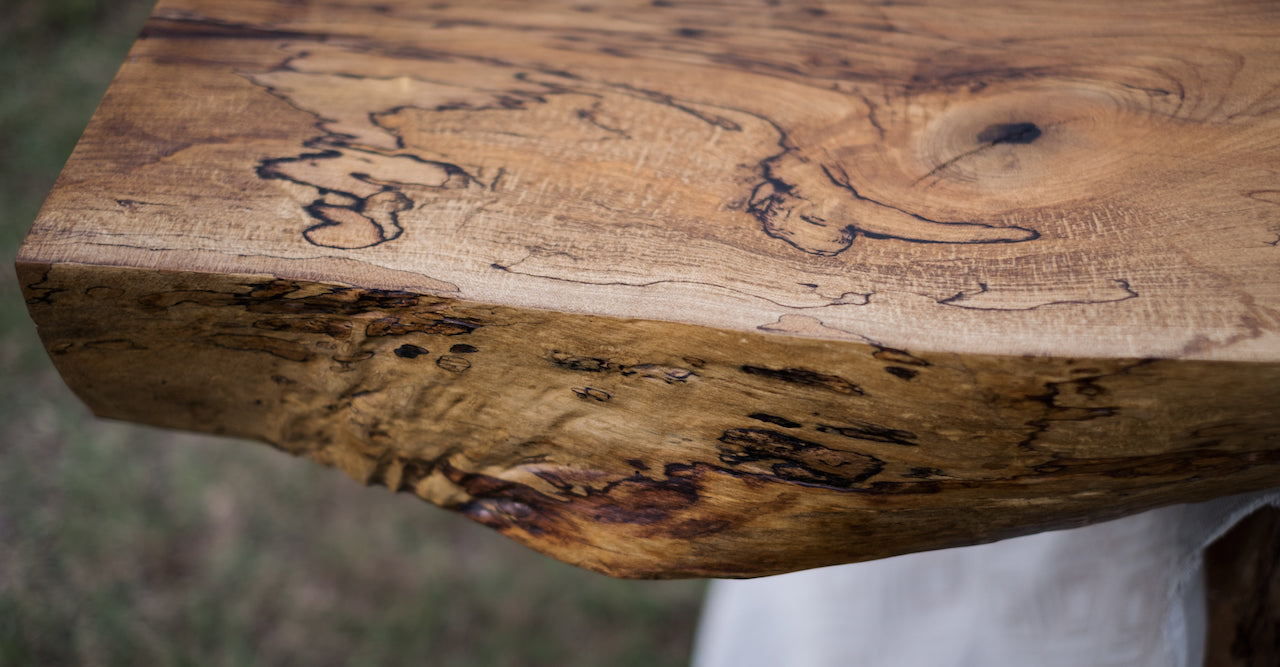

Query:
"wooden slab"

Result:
[[17, 0, 1280, 577]]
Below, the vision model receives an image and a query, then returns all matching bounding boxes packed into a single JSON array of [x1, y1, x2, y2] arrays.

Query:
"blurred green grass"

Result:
[[0, 1, 706, 665]]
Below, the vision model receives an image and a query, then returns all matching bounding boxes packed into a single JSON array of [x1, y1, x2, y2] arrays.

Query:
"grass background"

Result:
[[0, 1, 707, 664]]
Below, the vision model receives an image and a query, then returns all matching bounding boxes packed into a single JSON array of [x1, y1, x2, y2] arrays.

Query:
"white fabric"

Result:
[[693, 489, 1280, 667]]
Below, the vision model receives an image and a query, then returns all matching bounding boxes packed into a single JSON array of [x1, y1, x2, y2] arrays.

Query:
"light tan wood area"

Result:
[[17, 0, 1280, 577]]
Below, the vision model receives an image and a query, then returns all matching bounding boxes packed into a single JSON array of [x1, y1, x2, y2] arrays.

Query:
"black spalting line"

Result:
[[608, 81, 743, 131], [1014, 358, 1157, 452], [575, 100, 632, 139], [448, 64, 983, 263], [549, 351, 616, 372], [255, 148, 477, 250], [873, 346, 930, 366], [22, 266, 65, 307], [228, 281, 426, 315], [849, 89, 886, 140], [748, 131, 1039, 254], [145, 280, 481, 346], [205, 333, 312, 362], [365, 315, 481, 337], [115, 198, 173, 208], [938, 278, 1139, 311], [741, 364, 863, 395], [550, 352, 696, 385], [817, 421, 918, 447], [748, 413, 803, 428], [519, 465, 706, 529], [246, 50, 499, 251], [717, 428, 885, 490], [251, 53, 750, 255], [820, 163, 1041, 245], [246, 37, 1039, 262], [490, 259, 866, 311]]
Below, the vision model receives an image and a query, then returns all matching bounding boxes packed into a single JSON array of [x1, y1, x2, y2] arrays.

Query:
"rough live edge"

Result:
[[19, 261, 1280, 578]]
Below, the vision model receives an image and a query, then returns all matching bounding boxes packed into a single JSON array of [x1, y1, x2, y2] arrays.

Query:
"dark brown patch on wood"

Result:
[[748, 412, 802, 428], [585, 473, 702, 526], [718, 428, 884, 490], [1204, 505, 1280, 667], [235, 281, 424, 315], [817, 421, 918, 446], [741, 365, 863, 395], [884, 366, 918, 380], [137, 281, 455, 320], [977, 121, 1041, 145], [872, 347, 930, 367], [394, 343, 429, 358], [445, 462, 711, 542]]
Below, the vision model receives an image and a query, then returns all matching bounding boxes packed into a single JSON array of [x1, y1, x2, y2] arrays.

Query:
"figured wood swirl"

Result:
[[16, 0, 1280, 577]]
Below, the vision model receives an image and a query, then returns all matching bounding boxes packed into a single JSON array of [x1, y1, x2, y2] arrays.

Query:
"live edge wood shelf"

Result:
[[17, 0, 1280, 578]]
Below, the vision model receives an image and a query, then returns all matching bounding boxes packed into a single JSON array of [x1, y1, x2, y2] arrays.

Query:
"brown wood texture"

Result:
[[16, 0, 1280, 577], [1204, 506, 1280, 667]]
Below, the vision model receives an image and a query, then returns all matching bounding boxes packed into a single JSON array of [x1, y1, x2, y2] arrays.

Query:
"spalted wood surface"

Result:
[[17, 0, 1280, 577]]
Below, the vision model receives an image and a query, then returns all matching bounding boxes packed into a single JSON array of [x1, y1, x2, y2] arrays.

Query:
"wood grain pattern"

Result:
[[16, 0, 1280, 577]]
